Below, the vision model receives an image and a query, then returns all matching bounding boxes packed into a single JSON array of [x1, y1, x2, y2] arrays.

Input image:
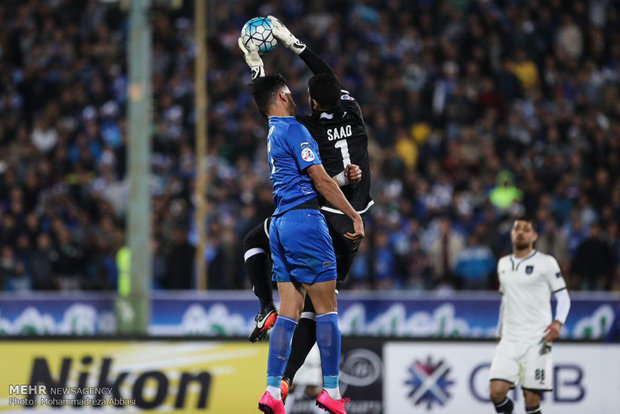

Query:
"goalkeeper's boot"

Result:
[[316, 390, 349, 414], [258, 391, 285, 414], [249, 302, 278, 343], [280, 378, 290, 404]]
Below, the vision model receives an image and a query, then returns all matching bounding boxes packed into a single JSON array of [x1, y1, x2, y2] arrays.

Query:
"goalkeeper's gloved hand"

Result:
[[237, 37, 264, 80], [267, 15, 306, 55]]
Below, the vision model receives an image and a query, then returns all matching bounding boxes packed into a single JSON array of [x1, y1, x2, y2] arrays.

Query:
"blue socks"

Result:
[[316, 312, 341, 399], [266, 316, 298, 398]]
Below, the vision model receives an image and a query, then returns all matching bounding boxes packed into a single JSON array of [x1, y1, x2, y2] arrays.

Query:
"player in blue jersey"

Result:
[[252, 74, 363, 414]]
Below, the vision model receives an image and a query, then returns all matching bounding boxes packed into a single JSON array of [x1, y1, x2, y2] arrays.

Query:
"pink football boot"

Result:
[[315, 390, 350, 414], [258, 391, 286, 414]]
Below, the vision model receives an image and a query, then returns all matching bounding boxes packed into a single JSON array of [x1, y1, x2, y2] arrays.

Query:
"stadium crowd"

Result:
[[0, 0, 619, 292]]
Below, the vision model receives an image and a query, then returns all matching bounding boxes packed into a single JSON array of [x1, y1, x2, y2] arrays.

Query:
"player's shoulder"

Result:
[[283, 119, 312, 139], [497, 255, 511, 268], [340, 89, 362, 117], [340, 89, 355, 101], [532, 250, 560, 267]]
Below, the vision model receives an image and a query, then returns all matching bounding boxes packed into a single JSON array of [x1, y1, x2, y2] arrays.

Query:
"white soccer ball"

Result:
[[241, 17, 278, 55]]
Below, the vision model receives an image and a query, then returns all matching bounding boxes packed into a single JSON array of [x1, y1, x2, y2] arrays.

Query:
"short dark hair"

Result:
[[308, 73, 341, 110], [251, 74, 288, 117], [514, 216, 538, 232]]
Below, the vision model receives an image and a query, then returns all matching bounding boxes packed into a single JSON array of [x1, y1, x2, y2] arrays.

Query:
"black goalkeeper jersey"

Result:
[[297, 90, 373, 214]]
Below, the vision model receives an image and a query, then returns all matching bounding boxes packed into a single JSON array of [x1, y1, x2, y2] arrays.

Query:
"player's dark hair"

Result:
[[308, 73, 341, 110], [251, 74, 288, 117], [514, 216, 538, 232]]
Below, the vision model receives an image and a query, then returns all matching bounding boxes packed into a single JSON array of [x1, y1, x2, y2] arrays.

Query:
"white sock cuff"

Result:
[[301, 312, 316, 320], [244, 247, 266, 261], [495, 398, 510, 408], [317, 312, 338, 318]]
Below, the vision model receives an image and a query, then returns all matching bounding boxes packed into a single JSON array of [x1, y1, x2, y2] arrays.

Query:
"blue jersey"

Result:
[[267, 116, 322, 216]]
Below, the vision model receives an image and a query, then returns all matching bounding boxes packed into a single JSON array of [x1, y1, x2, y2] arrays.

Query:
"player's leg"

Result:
[[282, 294, 316, 395], [324, 211, 362, 290], [489, 341, 520, 413], [243, 219, 277, 342], [520, 341, 553, 414], [281, 210, 347, 411], [260, 280, 304, 410], [282, 212, 359, 391], [303, 279, 341, 402], [522, 390, 542, 414], [244, 219, 273, 309], [489, 381, 514, 413], [260, 217, 304, 413]]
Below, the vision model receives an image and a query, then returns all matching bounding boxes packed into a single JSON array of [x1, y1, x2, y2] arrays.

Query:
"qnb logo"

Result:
[[339, 349, 382, 393], [404, 356, 454, 410]]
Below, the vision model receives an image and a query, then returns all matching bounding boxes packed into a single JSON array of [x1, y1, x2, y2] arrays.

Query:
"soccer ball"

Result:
[[241, 17, 278, 55]]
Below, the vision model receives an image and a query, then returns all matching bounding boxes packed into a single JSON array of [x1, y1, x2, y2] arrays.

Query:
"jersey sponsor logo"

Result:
[[525, 265, 534, 274], [301, 147, 315, 162], [404, 356, 454, 409], [327, 124, 353, 141]]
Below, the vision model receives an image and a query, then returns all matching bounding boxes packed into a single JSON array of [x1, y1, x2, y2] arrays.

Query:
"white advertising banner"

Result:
[[384, 342, 620, 414]]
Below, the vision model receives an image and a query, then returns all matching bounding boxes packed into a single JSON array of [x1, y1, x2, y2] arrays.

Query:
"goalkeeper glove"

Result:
[[267, 15, 306, 55], [237, 37, 264, 80]]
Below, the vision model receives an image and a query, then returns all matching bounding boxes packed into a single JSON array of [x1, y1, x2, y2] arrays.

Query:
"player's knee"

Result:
[[489, 385, 507, 403], [308, 291, 337, 314], [278, 304, 303, 321]]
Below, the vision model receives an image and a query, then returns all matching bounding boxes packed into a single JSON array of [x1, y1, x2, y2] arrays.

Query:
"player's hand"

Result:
[[345, 164, 362, 183], [267, 15, 306, 54], [544, 320, 562, 342], [345, 214, 364, 241], [237, 37, 264, 80]]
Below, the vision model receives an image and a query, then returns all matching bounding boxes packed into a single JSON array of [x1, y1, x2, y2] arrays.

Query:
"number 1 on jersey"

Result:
[[335, 140, 351, 168]]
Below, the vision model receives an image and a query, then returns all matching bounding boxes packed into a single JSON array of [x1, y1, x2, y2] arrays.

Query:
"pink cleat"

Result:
[[315, 390, 350, 414], [258, 391, 286, 414]]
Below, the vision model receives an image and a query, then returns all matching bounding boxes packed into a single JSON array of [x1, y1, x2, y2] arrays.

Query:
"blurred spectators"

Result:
[[0, 0, 619, 292]]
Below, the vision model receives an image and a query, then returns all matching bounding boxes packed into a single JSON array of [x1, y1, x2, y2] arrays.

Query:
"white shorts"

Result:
[[489, 339, 553, 391]]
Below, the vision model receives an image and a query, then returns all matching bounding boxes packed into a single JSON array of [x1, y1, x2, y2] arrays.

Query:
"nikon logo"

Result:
[[27, 356, 211, 409]]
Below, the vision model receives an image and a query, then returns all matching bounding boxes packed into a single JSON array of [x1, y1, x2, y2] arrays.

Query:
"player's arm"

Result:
[[545, 289, 570, 342], [268, 16, 336, 78], [496, 263, 504, 340], [332, 164, 362, 187], [238, 38, 265, 80], [543, 257, 571, 342], [307, 164, 364, 241]]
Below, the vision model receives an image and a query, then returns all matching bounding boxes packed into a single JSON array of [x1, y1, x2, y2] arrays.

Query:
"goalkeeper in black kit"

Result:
[[238, 16, 373, 402]]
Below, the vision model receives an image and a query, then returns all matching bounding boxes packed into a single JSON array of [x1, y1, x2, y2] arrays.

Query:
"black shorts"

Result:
[[322, 211, 362, 255], [242, 218, 271, 254]]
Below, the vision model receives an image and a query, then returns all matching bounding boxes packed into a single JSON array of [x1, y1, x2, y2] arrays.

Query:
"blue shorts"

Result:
[[269, 209, 337, 284]]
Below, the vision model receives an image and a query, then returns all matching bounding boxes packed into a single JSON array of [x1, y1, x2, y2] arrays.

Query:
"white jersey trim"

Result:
[[320, 200, 374, 215]]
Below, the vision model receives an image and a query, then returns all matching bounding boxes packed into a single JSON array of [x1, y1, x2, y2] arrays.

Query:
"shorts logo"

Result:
[[405, 356, 454, 409], [301, 147, 315, 162], [525, 265, 534, 274]]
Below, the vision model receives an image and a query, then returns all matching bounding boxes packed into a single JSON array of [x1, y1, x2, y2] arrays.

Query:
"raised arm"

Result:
[[268, 16, 337, 78], [306, 164, 364, 241]]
